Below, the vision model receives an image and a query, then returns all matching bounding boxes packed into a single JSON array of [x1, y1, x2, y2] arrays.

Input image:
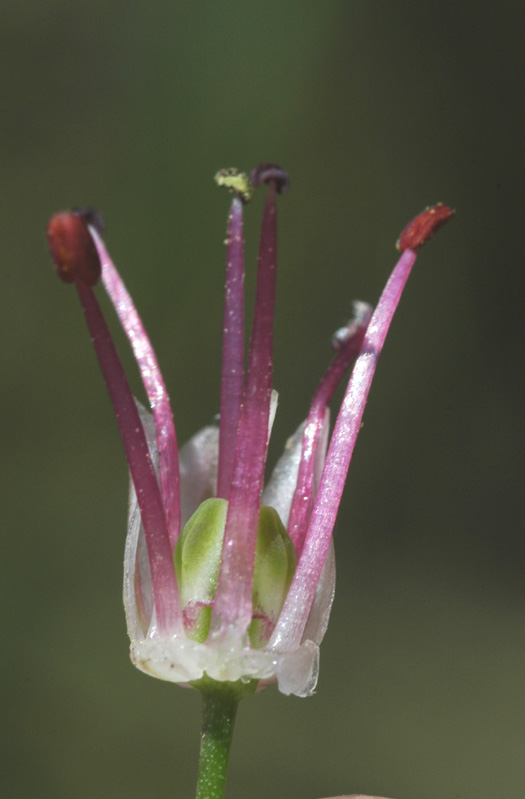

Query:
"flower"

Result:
[[47, 167, 453, 698]]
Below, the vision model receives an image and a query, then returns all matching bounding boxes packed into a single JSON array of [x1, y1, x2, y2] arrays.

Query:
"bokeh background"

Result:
[[2, 2, 524, 798]]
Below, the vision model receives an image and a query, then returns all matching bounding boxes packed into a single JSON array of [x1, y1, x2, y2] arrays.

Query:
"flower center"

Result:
[[174, 498, 296, 648]]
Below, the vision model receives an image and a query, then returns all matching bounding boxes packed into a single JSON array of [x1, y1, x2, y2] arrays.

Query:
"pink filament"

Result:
[[75, 280, 180, 634], [288, 303, 372, 555], [271, 248, 418, 652], [217, 197, 245, 500], [212, 184, 278, 637], [90, 228, 181, 548]]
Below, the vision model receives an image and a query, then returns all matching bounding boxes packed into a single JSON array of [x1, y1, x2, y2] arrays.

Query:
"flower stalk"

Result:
[[193, 677, 257, 799], [195, 686, 239, 799]]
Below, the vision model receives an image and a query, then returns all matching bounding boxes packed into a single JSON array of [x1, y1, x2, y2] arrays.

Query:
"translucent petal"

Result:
[[264, 409, 330, 532], [123, 490, 145, 640], [262, 421, 304, 526], [179, 426, 219, 525], [123, 401, 159, 640], [275, 639, 319, 697], [313, 409, 330, 497], [301, 538, 336, 646], [268, 388, 278, 434], [129, 632, 321, 697]]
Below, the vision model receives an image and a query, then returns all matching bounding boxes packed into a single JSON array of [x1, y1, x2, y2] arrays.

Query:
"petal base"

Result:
[[129, 635, 320, 697]]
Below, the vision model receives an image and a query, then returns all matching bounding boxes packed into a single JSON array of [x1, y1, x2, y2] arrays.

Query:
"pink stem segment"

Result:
[[271, 248, 418, 651], [212, 183, 279, 637], [287, 302, 372, 555], [89, 228, 181, 548], [75, 280, 180, 634], [217, 196, 245, 500]]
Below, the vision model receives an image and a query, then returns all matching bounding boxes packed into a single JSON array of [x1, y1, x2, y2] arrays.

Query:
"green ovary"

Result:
[[174, 498, 296, 648]]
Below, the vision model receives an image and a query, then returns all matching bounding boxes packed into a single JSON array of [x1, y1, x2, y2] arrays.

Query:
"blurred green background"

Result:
[[2, 2, 524, 797]]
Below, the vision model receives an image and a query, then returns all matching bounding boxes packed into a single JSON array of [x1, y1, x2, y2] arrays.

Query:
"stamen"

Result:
[[215, 182, 246, 499], [271, 205, 454, 652], [87, 223, 181, 548], [287, 301, 372, 555], [396, 203, 455, 252], [212, 166, 289, 638], [47, 212, 101, 286], [47, 211, 179, 633], [75, 281, 180, 634]]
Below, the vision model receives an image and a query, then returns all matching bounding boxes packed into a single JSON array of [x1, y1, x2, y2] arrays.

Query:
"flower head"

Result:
[[47, 171, 453, 697]]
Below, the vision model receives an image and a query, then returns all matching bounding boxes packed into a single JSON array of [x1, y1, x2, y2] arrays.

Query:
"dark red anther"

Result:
[[250, 163, 290, 194], [47, 211, 101, 286], [396, 203, 455, 252]]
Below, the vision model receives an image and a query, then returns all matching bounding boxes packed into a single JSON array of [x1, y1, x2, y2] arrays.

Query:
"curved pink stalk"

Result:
[[271, 248, 418, 651], [75, 280, 180, 634], [89, 227, 181, 547], [217, 196, 245, 499], [288, 302, 372, 555], [212, 181, 279, 637]]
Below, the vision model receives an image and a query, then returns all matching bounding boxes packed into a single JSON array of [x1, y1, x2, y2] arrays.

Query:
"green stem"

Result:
[[195, 685, 239, 799]]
